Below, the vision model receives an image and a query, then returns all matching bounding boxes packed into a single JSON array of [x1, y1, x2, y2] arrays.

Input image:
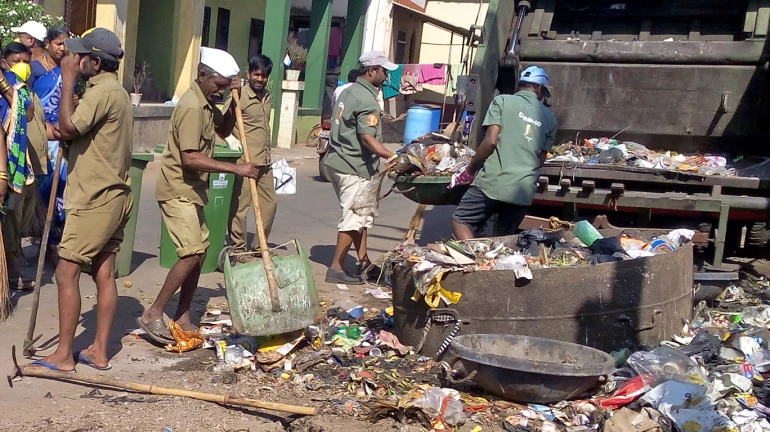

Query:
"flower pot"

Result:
[[130, 93, 143, 106], [286, 69, 300, 81]]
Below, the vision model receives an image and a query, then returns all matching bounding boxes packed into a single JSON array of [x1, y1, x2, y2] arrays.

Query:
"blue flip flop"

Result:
[[30, 360, 76, 373], [74, 351, 112, 371]]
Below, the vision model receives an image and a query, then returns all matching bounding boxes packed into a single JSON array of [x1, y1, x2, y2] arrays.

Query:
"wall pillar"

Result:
[[301, 0, 332, 110], [171, 0, 205, 98], [95, 0, 139, 90], [340, 0, 367, 80], [263, 0, 291, 148], [362, 0, 393, 56]]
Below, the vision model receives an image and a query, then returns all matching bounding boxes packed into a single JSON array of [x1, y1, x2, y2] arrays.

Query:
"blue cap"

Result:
[[520, 66, 549, 87]]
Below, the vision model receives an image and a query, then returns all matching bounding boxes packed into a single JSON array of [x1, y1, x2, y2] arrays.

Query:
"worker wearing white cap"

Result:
[[140, 47, 260, 344], [11, 21, 47, 61]]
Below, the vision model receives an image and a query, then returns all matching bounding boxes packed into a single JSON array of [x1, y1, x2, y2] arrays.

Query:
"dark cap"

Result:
[[65, 28, 124, 62]]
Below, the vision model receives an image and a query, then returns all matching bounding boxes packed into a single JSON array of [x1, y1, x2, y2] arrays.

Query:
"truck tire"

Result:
[[749, 222, 770, 249]]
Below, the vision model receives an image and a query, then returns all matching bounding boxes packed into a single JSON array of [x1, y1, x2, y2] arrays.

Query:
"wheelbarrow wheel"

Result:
[[217, 246, 234, 273]]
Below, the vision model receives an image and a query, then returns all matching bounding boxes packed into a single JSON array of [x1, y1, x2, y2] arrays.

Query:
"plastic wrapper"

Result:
[[165, 319, 205, 353], [411, 387, 467, 426], [350, 173, 386, 216], [627, 346, 709, 387]]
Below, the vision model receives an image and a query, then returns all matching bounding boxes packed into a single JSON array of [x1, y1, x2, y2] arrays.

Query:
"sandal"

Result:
[[136, 317, 174, 344], [9, 276, 35, 291]]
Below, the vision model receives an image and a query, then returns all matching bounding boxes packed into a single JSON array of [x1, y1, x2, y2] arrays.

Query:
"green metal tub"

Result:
[[391, 174, 469, 206]]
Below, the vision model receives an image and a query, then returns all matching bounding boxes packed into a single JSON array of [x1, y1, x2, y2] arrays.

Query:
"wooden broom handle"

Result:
[[232, 88, 281, 312], [20, 365, 316, 415]]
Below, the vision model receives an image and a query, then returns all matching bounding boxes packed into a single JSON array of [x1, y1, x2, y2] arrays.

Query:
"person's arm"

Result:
[[181, 150, 259, 178], [539, 118, 557, 167], [46, 122, 61, 141], [216, 76, 241, 138], [57, 54, 82, 140], [0, 73, 12, 105], [356, 108, 395, 160], [468, 125, 501, 174]]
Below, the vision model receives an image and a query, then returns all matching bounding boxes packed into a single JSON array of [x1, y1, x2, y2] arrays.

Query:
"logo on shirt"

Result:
[[519, 112, 543, 127], [366, 114, 379, 127], [335, 101, 345, 125], [524, 124, 533, 141]]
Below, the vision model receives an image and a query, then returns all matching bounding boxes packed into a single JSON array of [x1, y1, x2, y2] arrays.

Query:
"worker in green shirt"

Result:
[[323, 51, 397, 285], [450, 66, 557, 240]]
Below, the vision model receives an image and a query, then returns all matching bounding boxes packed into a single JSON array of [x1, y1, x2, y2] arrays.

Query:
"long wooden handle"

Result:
[[20, 365, 315, 415], [24, 147, 64, 353], [232, 89, 281, 312]]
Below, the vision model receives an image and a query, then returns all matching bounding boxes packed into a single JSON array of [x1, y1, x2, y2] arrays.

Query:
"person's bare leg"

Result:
[[173, 255, 204, 331], [452, 220, 475, 240], [38, 259, 82, 371], [331, 231, 358, 272], [141, 255, 201, 325], [353, 228, 368, 262], [79, 252, 117, 368]]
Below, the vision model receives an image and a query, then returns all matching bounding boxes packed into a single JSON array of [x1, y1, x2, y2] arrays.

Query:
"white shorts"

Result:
[[326, 167, 375, 232]]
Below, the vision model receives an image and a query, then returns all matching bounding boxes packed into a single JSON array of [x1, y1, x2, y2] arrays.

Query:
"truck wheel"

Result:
[[318, 153, 330, 182], [749, 222, 770, 248]]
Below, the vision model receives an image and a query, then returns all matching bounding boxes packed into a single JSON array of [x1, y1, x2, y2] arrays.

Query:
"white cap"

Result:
[[199, 47, 240, 78], [11, 21, 47, 42], [359, 51, 398, 71]]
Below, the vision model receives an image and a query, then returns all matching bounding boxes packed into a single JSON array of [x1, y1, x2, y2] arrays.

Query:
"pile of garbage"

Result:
[[547, 137, 737, 176], [391, 139, 475, 176], [384, 222, 695, 309]]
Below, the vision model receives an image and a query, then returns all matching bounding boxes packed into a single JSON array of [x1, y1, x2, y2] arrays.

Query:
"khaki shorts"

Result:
[[326, 167, 375, 232], [58, 192, 133, 266], [159, 197, 209, 258]]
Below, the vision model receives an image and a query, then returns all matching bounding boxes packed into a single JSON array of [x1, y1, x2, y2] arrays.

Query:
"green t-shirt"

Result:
[[473, 91, 557, 205], [324, 78, 383, 179]]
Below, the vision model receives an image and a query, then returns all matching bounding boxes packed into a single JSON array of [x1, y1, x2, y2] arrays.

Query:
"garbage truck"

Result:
[[462, 0, 770, 268]]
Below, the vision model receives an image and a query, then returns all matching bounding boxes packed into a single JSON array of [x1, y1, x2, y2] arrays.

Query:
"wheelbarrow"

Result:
[[223, 89, 319, 336]]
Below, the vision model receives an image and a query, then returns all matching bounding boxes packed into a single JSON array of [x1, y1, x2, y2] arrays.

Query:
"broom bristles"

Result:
[[0, 221, 11, 321]]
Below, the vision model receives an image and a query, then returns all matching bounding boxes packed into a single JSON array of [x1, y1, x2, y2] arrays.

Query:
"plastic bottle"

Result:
[[573, 220, 603, 247]]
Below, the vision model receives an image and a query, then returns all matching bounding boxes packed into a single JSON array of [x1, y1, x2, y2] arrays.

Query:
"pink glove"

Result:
[[448, 168, 475, 189]]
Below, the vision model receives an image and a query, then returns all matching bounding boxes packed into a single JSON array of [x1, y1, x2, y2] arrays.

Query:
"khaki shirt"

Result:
[[27, 94, 47, 176], [66, 72, 132, 210], [156, 82, 221, 206], [324, 78, 382, 179], [223, 85, 271, 165]]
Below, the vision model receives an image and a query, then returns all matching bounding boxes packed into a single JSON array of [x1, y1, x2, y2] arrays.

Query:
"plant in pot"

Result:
[[131, 61, 149, 106], [286, 43, 307, 81]]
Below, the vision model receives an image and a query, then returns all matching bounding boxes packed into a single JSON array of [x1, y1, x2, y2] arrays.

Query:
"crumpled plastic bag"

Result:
[[411, 387, 467, 426], [707, 373, 753, 401], [641, 381, 735, 432], [496, 253, 533, 280], [350, 172, 387, 216], [627, 346, 709, 387], [165, 319, 205, 353]]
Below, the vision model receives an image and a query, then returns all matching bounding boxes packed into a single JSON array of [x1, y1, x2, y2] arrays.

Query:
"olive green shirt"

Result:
[[473, 91, 557, 205], [324, 78, 382, 179], [223, 85, 272, 165], [65, 72, 133, 210], [28, 94, 47, 176], [156, 82, 221, 206]]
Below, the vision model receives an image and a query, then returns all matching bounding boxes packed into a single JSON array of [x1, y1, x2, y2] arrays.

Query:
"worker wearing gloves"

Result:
[[450, 66, 557, 240], [140, 47, 259, 344], [323, 51, 397, 285], [224, 54, 277, 259]]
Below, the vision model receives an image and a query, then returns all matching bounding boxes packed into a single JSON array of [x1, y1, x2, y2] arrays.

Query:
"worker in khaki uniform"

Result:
[[139, 47, 259, 344], [37, 28, 132, 372], [224, 54, 277, 256], [323, 51, 397, 285]]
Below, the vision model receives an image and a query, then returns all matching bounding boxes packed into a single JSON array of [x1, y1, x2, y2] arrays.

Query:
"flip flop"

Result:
[[9, 276, 35, 291], [74, 351, 112, 371], [30, 360, 76, 373], [136, 317, 174, 344]]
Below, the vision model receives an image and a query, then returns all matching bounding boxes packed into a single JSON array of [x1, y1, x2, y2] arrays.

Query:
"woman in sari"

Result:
[[31, 27, 70, 249]]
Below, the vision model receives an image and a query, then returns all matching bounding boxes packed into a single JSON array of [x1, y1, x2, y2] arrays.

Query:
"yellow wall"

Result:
[[95, 0, 140, 89], [205, 0, 267, 73]]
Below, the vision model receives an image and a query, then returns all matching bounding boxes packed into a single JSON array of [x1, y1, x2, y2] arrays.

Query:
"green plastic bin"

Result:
[[159, 145, 242, 274], [114, 152, 155, 278]]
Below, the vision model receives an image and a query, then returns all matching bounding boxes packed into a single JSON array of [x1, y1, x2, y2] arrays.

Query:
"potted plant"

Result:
[[286, 43, 307, 81], [131, 61, 149, 106]]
